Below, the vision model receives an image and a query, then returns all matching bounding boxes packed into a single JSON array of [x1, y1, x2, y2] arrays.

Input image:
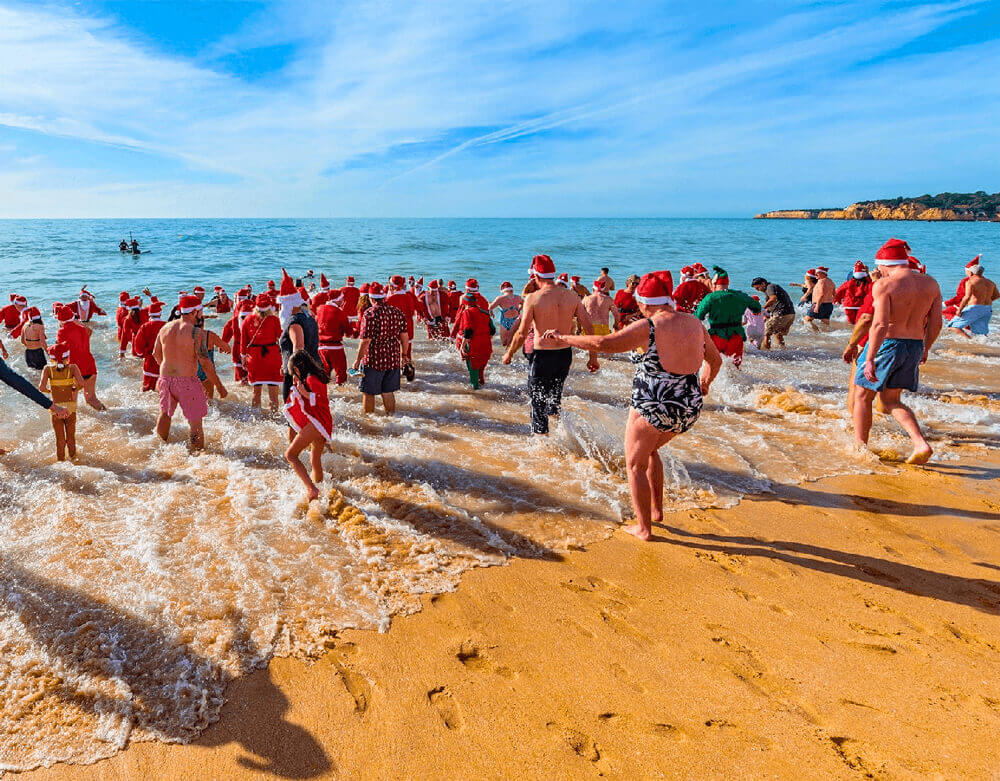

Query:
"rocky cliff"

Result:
[[756, 191, 999, 221]]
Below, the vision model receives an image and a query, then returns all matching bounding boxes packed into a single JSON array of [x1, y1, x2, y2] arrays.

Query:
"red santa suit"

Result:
[[613, 288, 639, 328], [240, 303, 283, 386], [454, 296, 493, 389], [114, 292, 130, 341], [1, 297, 26, 330], [73, 292, 106, 323], [386, 281, 417, 349], [835, 262, 871, 324], [316, 300, 351, 385], [55, 310, 97, 379], [283, 374, 334, 442], [118, 299, 144, 356], [671, 280, 708, 314], [943, 276, 969, 321], [132, 304, 166, 391], [340, 279, 361, 335], [450, 279, 490, 338]]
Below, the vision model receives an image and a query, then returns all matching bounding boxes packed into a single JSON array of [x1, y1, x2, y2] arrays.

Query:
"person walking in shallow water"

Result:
[[542, 271, 721, 540]]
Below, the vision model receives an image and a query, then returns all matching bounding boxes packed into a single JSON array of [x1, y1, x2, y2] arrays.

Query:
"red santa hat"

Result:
[[907, 256, 927, 274], [148, 301, 165, 320], [320, 274, 330, 291], [570, 275, 581, 283], [12, 295, 26, 306], [692, 263, 709, 277], [267, 279, 277, 290], [500, 281, 513, 292], [593, 278, 607, 292], [368, 281, 386, 300], [447, 280, 457, 289], [193, 286, 206, 295], [815, 266, 829, 275], [55, 304, 76, 322], [255, 293, 273, 309], [279, 268, 304, 307], [428, 279, 440, 290], [530, 254, 556, 279], [359, 283, 371, 294], [805, 268, 818, 279], [48, 342, 71, 363], [465, 278, 479, 292], [127, 297, 141, 310], [235, 289, 249, 301], [178, 295, 202, 314], [9, 294, 17, 303], [875, 238, 911, 266], [852, 260, 868, 279], [177, 290, 188, 300], [390, 274, 405, 289], [80, 287, 94, 301], [966, 255, 982, 269], [556, 273, 570, 288], [346, 276, 356, 286], [214, 285, 224, 293], [635, 272, 674, 306]]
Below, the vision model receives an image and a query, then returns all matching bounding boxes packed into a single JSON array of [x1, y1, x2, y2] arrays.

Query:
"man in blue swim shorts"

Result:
[[804, 266, 835, 331], [852, 240, 943, 465], [947, 263, 997, 338]]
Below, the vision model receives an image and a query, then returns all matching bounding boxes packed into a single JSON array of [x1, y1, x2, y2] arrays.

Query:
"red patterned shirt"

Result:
[[359, 302, 407, 370]]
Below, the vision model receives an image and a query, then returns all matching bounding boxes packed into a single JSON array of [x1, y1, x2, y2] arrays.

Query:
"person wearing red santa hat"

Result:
[[555, 272, 570, 289], [488, 281, 523, 347], [454, 289, 494, 389], [1, 295, 28, 331], [387, 274, 418, 373], [131, 300, 167, 392], [54, 303, 105, 411], [315, 290, 351, 385], [206, 285, 232, 315], [541, 271, 722, 540], [835, 261, 873, 324], [310, 274, 333, 308], [16, 306, 48, 370], [277, 268, 320, 403], [449, 278, 489, 339], [115, 291, 131, 340], [793, 268, 818, 307], [153, 294, 211, 449], [283, 350, 334, 501], [670, 266, 711, 314], [503, 253, 598, 434], [694, 267, 760, 370], [339, 276, 361, 334], [241, 293, 284, 410], [942, 256, 982, 321], [39, 342, 87, 461], [614, 275, 641, 328], [119, 297, 144, 357], [581, 279, 620, 336], [73, 287, 106, 323], [222, 289, 251, 383], [420, 279, 450, 340], [852, 238, 942, 465], [445, 280, 463, 323], [569, 275, 588, 299], [352, 280, 409, 414], [804, 266, 835, 330], [947, 255, 996, 338]]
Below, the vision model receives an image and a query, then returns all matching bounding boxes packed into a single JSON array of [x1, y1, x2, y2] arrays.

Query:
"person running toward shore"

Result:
[[352, 281, 409, 414], [153, 295, 210, 450], [947, 261, 997, 337], [488, 282, 523, 347], [804, 266, 835, 329], [454, 289, 494, 389], [283, 350, 333, 501], [750, 277, 796, 350], [1, 295, 27, 331], [694, 266, 761, 370], [542, 271, 721, 541], [853, 239, 942, 465], [503, 254, 597, 435], [582, 279, 620, 335], [835, 262, 872, 324], [614, 275, 641, 329], [38, 343, 84, 461]]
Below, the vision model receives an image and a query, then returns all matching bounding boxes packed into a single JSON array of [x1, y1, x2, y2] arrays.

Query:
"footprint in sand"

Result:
[[428, 686, 463, 730], [823, 734, 885, 779], [456, 641, 515, 678], [329, 643, 373, 715], [546, 721, 602, 763], [561, 575, 648, 642]]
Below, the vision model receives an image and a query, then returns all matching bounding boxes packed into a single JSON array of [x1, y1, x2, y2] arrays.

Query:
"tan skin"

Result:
[[542, 304, 722, 541], [153, 312, 206, 450], [284, 368, 326, 502], [840, 269, 881, 415], [39, 362, 85, 460], [853, 265, 942, 464], [951, 270, 998, 339], [804, 273, 836, 329], [488, 290, 523, 347], [20, 320, 47, 355], [581, 290, 620, 332], [502, 279, 599, 370], [351, 302, 411, 415]]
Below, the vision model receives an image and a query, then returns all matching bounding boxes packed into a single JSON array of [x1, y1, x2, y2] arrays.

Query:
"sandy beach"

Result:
[[22, 444, 1000, 780]]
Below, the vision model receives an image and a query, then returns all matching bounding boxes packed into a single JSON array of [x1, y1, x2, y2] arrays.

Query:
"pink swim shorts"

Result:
[[157, 375, 208, 421]]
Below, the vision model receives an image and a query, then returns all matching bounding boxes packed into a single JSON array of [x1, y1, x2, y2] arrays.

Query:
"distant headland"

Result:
[[755, 191, 1000, 221]]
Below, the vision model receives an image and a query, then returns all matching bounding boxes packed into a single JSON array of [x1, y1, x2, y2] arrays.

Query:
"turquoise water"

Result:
[[1, 218, 996, 307]]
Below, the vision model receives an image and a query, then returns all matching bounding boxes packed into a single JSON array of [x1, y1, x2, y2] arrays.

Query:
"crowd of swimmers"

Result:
[[0, 244, 996, 538]]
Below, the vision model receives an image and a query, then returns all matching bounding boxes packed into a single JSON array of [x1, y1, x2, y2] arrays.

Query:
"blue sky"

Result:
[[0, 0, 997, 217]]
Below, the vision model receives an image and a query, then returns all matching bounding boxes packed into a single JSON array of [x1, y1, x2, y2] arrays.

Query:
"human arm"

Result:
[[573, 298, 599, 371], [700, 327, 723, 394], [842, 313, 873, 363], [503, 297, 534, 363], [921, 284, 944, 363], [0, 337, 7, 360], [153, 329, 164, 366], [353, 339, 370, 370], [745, 294, 762, 314], [207, 329, 232, 355], [0, 357, 53, 410], [400, 329, 410, 365], [289, 323, 304, 352], [541, 318, 647, 354], [863, 283, 890, 382]]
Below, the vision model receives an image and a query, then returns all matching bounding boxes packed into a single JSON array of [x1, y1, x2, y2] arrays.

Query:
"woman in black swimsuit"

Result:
[[540, 271, 722, 541]]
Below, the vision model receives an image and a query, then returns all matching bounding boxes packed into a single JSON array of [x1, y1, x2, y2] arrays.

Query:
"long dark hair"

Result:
[[288, 349, 329, 385]]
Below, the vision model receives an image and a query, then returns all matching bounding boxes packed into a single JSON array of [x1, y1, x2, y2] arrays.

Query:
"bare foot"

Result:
[[306, 485, 320, 502], [623, 523, 652, 541], [905, 447, 932, 465]]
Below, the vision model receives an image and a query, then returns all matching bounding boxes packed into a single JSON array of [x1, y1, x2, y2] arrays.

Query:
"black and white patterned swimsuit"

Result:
[[630, 318, 703, 434]]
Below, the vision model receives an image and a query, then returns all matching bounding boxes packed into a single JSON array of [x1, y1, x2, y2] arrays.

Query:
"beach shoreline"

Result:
[[22, 447, 1000, 780]]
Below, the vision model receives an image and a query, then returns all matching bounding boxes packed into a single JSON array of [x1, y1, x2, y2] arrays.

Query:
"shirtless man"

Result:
[[598, 267, 615, 292], [853, 240, 942, 465], [503, 254, 597, 434], [804, 266, 835, 330], [948, 263, 998, 338], [581, 279, 620, 335], [153, 295, 210, 449]]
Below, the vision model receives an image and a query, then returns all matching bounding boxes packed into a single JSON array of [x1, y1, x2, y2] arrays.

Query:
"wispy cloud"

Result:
[[0, 0, 996, 216]]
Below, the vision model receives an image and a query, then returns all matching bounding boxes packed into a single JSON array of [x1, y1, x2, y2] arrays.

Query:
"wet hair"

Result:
[[751, 277, 767, 287], [601, 267, 609, 274], [288, 349, 329, 385]]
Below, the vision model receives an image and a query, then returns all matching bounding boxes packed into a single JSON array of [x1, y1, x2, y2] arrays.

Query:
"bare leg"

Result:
[[309, 440, 324, 484], [268, 385, 279, 412], [846, 362, 857, 416], [647, 449, 666, 525], [382, 392, 396, 414], [285, 423, 322, 501], [362, 393, 375, 414], [65, 413, 77, 459], [156, 412, 172, 442], [878, 389, 932, 463], [251, 386, 262, 408], [52, 416, 66, 461], [852, 387, 876, 447], [189, 419, 205, 451], [83, 375, 106, 411], [203, 380, 215, 400], [949, 327, 972, 340], [622, 410, 663, 541]]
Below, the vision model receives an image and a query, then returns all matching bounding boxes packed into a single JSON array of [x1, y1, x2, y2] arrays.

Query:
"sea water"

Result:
[[0, 219, 998, 771]]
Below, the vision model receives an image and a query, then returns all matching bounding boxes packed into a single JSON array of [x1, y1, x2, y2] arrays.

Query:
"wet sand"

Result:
[[24, 447, 1000, 780]]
